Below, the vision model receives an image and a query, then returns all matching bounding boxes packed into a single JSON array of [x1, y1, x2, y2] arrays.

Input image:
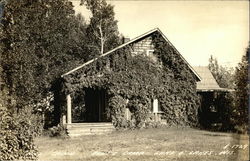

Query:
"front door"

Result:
[[84, 88, 109, 122]]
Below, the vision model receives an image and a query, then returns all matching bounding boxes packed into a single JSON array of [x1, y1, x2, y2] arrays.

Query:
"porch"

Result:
[[61, 88, 114, 136], [66, 122, 115, 137], [61, 88, 163, 136]]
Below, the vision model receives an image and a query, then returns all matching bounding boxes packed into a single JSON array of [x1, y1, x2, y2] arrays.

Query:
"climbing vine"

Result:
[[62, 32, 200, 128], [151, 33, 200, 126]]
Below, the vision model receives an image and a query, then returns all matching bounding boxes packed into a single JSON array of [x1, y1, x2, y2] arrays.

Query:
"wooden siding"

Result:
[[131, 36, 158, 62]]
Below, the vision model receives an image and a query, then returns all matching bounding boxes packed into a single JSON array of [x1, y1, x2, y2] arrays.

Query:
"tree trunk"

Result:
[[99, 24, 104, 55]]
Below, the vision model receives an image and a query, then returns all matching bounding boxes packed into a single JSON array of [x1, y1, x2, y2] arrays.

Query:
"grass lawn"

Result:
[[35, 127, 249, 161]]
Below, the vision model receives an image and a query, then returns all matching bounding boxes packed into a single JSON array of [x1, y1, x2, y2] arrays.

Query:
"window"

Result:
[[146, 50, 154, 56], [153, 99, 158, 113], [152, 99, 163, 113]]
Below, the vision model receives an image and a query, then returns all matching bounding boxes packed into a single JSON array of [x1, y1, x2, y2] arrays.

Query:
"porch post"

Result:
[[66, 94, 72, 124], [62, 115, 66, 125], [125, 108, 131, 120], [125, 99, 130, 120]]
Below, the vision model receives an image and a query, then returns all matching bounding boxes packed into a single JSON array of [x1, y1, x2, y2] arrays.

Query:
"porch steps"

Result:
[[66, 122, 115, 137]]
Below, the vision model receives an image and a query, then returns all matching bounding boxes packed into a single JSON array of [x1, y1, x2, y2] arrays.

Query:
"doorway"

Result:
[[84, 88, 110, 122]]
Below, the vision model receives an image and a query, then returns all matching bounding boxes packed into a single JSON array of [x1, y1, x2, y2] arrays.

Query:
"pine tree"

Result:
[[232, 45, 249, 133]]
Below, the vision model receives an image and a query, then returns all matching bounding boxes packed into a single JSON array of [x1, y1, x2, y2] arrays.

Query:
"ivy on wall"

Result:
[[62, 32, 200, 128], [151, 33, 200, 126]]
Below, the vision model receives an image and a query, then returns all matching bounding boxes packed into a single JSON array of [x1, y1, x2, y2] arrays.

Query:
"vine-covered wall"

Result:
[[62, 31, 200, 128]]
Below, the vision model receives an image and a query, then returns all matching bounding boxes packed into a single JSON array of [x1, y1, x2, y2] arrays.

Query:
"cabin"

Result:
[[57, 28, 226, 136]]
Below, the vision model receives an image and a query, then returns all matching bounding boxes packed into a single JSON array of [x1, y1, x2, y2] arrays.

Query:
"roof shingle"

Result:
[[193, 66, 228, 91]]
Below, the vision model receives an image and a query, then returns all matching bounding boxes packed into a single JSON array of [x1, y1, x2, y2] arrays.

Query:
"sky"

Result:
[[72, 0, 249, 67]]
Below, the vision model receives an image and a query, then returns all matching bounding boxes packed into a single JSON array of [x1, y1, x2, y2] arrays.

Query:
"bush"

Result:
[[234, 124, 248, 134], [109, 95, 128, 128], [17, 107, 44, 137], [145, 120, 166, 128], [45, 125, 68, 138], [0, 108, 38, 160]]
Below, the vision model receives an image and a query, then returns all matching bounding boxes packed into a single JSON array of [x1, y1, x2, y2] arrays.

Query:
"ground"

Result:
[[35, 127, 249, 161]]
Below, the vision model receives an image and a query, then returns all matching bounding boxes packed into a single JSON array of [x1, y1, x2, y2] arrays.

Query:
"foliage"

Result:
[[44, 125, 68, 138], [151, 34, 200, 127], [207, 55, 235, 131], [0, 66, 9, 109], [0, 1, 3, 21], [0, 0, 87, 112], [109, 95, 129, 128], [214, 92, 234, 130], [145, 120, 168, 128], [231, 45, 249, 133], [0, 108, 38, 160], [208, 55, 235, 89], [19, 107, 44, 137], [208, 49, 249, 133], [63, 32, 200, 128], [81, 0, 121, 58], [1, 63, 40, 160], [0, 1, 88, 159], [71, 90, 86, 122]]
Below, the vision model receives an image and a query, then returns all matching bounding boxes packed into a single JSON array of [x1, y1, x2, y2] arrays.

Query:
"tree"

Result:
[[0, 66, 8, 109], [208, 56, 235, 131], [0, 1, 3, 21], [80, 0, 121, 59], [232, 45, 249, 133], [208, 55, 235, 89], [0, 0, 87, 112], [208, 51, 249, 133]]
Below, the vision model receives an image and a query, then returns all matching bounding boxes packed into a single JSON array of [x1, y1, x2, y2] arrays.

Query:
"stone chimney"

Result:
[[122, 37, 130, 44]]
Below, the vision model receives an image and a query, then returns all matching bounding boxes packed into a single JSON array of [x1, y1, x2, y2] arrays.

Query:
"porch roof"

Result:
[[193, 66, 233, 92]]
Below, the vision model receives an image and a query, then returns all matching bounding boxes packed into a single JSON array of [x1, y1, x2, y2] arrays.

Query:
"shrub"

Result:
[[145, 120, 167, 128], [0, 108, 38, 160], [45, 125, 68, 138], [109, 95, 128, 128], [17, 107, 44, 137], [128, 98, 150, 128]]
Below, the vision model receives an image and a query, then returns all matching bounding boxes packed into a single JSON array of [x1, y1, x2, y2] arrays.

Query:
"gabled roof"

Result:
[[193, 66, 232, 92], [61, 28, 201, 80]]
